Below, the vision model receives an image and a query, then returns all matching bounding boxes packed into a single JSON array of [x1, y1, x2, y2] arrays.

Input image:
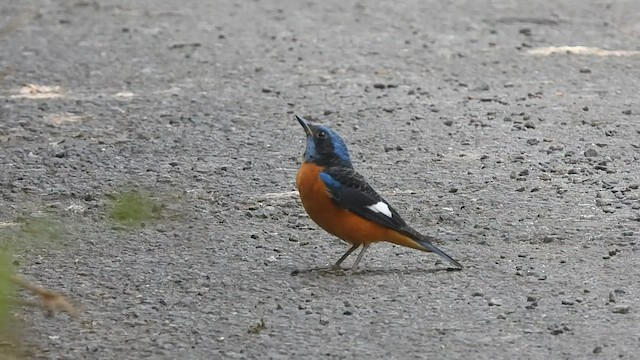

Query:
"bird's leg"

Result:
[[332, 244, 360, 269], [348, 243, 370, 271]]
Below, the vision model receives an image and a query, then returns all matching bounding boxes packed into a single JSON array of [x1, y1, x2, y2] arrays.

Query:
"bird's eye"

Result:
[[317, 131, 327, 138]]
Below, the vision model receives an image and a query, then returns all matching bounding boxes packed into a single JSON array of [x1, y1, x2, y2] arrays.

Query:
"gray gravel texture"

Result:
[[1, 0, 640, 359]]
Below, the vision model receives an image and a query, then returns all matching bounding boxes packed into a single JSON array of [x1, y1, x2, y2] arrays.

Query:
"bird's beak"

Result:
[[295, 115, 313, 137]]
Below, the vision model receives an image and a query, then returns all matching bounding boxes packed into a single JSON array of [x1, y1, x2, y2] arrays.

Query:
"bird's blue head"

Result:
[[296, 115, 352, 168]]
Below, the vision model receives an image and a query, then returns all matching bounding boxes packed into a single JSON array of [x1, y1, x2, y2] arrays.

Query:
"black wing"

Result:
[[319, 166, 409, 232], [320, 166, 463, 268]]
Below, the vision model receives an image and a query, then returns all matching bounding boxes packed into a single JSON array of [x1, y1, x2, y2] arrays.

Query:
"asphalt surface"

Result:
[[1, 0, 640, 359]]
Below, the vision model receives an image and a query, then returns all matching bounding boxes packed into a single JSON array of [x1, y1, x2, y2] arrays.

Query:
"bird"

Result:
[[294, 115, 462, 270]]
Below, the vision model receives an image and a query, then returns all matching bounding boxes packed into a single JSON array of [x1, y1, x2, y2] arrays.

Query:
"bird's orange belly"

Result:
[[296, 163, 391, 245]]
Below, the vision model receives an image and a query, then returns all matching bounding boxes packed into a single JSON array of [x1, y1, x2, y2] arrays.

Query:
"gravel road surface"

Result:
[[1, 0, 639, 359]]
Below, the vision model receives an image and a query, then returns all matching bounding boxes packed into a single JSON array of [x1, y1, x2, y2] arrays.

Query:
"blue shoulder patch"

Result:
[[319, 172, 342, 191]]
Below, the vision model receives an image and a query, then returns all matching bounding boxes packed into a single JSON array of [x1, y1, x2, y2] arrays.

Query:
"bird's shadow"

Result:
[[290, 266, 460, 277]]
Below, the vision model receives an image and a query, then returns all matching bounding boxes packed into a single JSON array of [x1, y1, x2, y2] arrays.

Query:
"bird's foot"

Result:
[[342, 266, 364, 274]]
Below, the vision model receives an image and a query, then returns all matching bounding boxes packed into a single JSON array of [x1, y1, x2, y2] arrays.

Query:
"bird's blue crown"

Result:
[[297, 116, 352, 167]]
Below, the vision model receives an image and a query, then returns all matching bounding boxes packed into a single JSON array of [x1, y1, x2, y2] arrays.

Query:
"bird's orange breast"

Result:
[[296, 162, 397, 245]]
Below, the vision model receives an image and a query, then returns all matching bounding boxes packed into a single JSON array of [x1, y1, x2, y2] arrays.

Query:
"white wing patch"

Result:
[[367, 201, 392, 218]]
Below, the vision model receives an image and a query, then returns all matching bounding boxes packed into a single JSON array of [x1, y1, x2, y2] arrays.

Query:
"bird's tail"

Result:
[[388, 228, 463, 268], [413, 234, 463, 269]]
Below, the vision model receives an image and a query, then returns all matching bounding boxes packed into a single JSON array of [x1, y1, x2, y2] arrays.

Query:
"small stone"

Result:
[[593, 346, 602, 354], [488, 298, 502, 306], [540, 173, 551, 181], [519, 28, 532, 36], [584, 148, 598, 157], [443, 120, 454, 126], [472, 291, 484, 297], [549, 327, 564, 335], [449, 188, 458, 193], [526, 138, 539, 145], [561, 299, 574, 305], [582, 106, 589, 111], [373, 83, 386, 89], [470, 82, 489, 91], [612, 305, 630, 314], [622, 109, 632, 115], [519, 169, 529, 176], [579, 68, 591, 73], [524, 121, 536, 129], [525, 302, 538, 309]]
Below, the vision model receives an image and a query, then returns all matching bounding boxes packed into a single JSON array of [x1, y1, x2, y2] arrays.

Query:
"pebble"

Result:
[[595, 198, 612, 207], [488, 298, 502, 306], [539, 173, 551, 181], [519, 28, 532, 36], [584, 148, 598, 157], [612, 305, 630, 314]]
